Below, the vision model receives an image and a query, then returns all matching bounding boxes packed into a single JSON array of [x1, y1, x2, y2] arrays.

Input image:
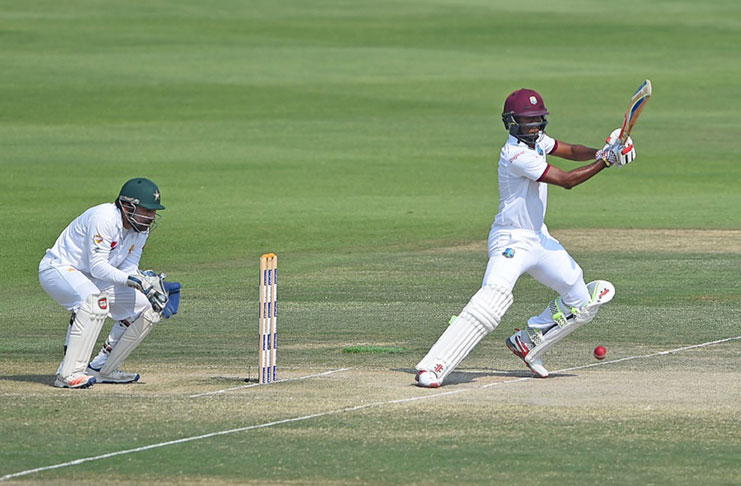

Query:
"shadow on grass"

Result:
[[394, 367, 576, 385], [0, 374, 54, 385]]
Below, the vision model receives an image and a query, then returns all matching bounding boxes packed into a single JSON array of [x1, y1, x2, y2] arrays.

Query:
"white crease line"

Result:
[[481, 334, 741, 387], [2, 335, 739, 482], [188, 368, 350, 398]]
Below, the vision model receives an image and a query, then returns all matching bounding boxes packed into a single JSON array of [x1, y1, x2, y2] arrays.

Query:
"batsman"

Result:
[[416, 89, 636, 387], [39, 178, 181, 389]]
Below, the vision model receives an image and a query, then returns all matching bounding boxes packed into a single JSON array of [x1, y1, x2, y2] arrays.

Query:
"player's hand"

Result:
[[127, 270, 170, 313], [596, 128, 636, 168], [127, 274, 144, 292], [613, 142, 636, 167]]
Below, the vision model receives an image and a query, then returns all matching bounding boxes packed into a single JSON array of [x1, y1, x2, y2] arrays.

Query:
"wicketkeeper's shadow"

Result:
[[0, 374, 56, 385]]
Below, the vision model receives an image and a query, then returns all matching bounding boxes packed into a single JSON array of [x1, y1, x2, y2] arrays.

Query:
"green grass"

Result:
[[1, 0, 740, 484], [343, 346, 407, 354]]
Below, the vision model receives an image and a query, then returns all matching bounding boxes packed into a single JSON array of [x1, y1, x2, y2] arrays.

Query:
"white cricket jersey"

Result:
[[43, 203, 148, 286], [493, 133, 557, 232]]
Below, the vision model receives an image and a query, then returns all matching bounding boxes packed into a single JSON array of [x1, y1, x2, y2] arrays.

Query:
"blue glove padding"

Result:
[[162, 281, 181, 319]]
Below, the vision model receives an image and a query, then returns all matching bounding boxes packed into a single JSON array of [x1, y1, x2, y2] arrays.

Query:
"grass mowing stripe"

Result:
[[342, 345, 407, 353], [187, 367, 350, 398], [3, 335, 738, 483]]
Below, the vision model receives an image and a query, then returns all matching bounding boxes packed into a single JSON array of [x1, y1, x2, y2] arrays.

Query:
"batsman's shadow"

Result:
[[0, 374, 54, 385], [394, 368, 576, 385]]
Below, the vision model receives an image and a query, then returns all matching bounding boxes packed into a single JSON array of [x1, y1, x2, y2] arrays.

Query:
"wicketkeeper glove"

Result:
[[161, 281, 181, 319], [127, 270, 169, 313]]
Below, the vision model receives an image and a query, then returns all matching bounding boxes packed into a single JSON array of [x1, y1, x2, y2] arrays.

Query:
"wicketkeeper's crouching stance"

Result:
[[415, 89, 635, 387], [39, 178, 181, 389]]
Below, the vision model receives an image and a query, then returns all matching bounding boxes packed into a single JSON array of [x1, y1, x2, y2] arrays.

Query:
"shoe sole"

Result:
[[54, 377, 97, 389]]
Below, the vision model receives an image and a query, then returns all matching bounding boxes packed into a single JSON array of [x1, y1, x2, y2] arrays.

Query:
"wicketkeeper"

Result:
[[415, 89, 635, 387], [39, 178, 181, 389]]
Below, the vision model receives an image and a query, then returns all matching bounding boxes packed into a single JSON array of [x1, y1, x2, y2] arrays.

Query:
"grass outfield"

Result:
[[1, 0, 740, 484]]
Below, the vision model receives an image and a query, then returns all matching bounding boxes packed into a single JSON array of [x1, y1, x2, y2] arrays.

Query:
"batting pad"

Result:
[[59, 294, 109, 378], [99, 308, 160, 375], [525, 280, 614, 363], [416, 285, 513, 383]]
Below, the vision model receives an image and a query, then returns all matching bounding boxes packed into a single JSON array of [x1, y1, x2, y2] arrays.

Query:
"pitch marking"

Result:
[[188, 368, 350, 398], [2, 336, 739, 482]]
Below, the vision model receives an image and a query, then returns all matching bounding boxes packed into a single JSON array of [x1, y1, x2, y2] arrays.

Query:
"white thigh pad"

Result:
[[416, 285, 513, 383], [99, 308, 160, 375], [59, 294, 109, 378]]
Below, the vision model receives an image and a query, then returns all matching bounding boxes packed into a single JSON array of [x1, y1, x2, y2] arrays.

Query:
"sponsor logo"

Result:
[[503, 248, 515, 258], [529, 96, 537, 105], [599, 287, 611, 299], [433, 363, 444, 374], [98, 297, 108, 310], [128, 244, 135, 254], [510, 151, 525, 162], [111, 241, 118, 249]]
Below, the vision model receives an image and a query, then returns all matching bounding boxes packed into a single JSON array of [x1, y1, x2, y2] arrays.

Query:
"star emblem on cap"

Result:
[[154, 191, 160, 201]]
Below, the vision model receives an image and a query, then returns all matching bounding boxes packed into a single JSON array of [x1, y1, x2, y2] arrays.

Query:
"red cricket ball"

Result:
[[593, 345, 607, 360]]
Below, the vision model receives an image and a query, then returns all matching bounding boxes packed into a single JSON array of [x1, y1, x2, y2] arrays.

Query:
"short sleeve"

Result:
[[505, 149, 549, 181], [539, 134, 557, 154]]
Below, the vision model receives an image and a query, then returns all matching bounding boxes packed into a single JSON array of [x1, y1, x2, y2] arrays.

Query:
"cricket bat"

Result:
[[618, 79, 652, 144]]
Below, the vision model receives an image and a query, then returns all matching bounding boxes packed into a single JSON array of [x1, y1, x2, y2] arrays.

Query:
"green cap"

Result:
[[118, 178, 165, 210]]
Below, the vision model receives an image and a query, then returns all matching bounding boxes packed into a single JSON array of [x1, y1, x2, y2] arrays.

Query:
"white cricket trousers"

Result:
[[39, 257, 152, 371], [483, 227, 590, 329], [38, 257, 149, 321]]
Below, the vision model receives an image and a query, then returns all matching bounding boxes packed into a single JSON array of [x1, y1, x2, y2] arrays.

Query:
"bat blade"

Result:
[[619, 79, 652, 144]]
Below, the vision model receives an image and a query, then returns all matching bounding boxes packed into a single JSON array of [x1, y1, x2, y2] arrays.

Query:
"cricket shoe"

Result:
[[87, 366, 140, 384], [54, 373, 96, 389], [506, 329, 549, 378], [414, 370, 440, 388]]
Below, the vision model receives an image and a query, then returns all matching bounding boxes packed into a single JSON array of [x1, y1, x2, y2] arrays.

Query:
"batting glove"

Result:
[[596, 128, 636, 168]]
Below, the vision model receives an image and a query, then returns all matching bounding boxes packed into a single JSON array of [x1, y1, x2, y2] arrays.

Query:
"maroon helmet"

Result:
[[502, 88, 549, 146]]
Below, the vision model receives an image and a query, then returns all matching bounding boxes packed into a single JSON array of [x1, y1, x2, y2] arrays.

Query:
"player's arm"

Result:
[[543, 133, 637, 189], [550, 141, 600, 161], [538, 159, 607, 190], [87, 224, 133, 286], [118, 236, 147, 274]]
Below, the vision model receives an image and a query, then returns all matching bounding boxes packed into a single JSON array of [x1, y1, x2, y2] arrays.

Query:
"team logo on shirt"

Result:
[[503, 248, 515, 258], [93, 234, 104, 245]]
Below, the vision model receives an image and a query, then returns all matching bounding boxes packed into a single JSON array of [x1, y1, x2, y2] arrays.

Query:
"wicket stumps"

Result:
[[258, 253, 278, 384]]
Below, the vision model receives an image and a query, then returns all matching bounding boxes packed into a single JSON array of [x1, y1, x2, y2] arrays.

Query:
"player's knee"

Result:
[[78, 293, 110, 318], [462, 285, 513, 332]]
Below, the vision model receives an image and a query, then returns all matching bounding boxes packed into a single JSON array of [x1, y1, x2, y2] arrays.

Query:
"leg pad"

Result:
[[416, 285, 513, 384], [99, 309, 160, 375], [59, 294, 109, 379], [525, 280, 614, 363]]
